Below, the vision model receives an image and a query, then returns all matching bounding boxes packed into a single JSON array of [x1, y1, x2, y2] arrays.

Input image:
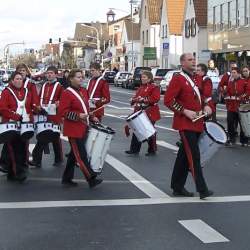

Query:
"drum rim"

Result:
[[91, 123, 115, 134], [126, 110, 143, 122], [204, 121, 227, 144]]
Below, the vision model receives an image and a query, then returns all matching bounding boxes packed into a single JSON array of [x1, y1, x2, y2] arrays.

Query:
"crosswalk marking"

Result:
[[157, 140, 178, 151], [105, 155, 169, 198], [179, 219, 230, 243]]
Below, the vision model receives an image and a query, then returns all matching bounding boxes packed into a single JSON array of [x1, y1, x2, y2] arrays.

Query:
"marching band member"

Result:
[[196, 63, 215, 112], [125, 70, 161, 156], [59, 69, 102, 187], [225, 67, 248, 146], [242, 66, 250, 101], [29, 66, 63, 168], [219, 62, 237, 98], [87, 63, 110, 122], [0, 72, 35, 181], [164, 53, 213, 199]]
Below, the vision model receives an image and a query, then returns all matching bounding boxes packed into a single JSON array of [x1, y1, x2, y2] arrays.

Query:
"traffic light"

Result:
[[59, 38, 61, 43], [49, 38, 52, 43]]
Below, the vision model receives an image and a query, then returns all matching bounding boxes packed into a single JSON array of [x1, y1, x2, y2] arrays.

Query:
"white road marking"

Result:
[[157, 140, 178, 151], [1, 195, 250, 209], [105, 155, 169, 198], [179, 219, 230, 243], [107, 104, 133, 110], [112, 99, 131, 105], [155, 125, 177, 132], [110, 89, 132, 95]]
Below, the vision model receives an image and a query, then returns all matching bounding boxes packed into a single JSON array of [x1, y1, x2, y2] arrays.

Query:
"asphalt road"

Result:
[[0, 85, 250, 250]]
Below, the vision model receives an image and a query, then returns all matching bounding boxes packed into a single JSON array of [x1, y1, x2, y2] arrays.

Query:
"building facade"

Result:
[[208, 0, 250, 72]]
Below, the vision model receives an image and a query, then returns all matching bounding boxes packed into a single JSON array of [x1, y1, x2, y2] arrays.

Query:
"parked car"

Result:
[[151, 68, 171, 86], [117, 72, 132, 88], [160, 70, 180, 94], [128, 67, 151, 89], [103, 71, 116, 84], [0, 68, 15, 83]]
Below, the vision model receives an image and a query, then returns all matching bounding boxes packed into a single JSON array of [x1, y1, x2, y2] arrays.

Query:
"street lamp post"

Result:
[[3, 42, 25, 68], [130, 0, 134, 71]]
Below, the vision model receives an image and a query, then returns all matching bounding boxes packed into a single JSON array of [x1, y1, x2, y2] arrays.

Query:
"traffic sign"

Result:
[[163, 42, 169, 49]]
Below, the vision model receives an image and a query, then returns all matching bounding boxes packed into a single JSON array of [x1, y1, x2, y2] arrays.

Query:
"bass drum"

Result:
[[0, 122, 19, 143], [199, 121, 227, 167], [85, 123, 115, 173], [126, 110, 156, 142]]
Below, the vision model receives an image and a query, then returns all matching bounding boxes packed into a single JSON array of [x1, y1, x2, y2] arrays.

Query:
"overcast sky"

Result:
[[0, 0, 134, 56]]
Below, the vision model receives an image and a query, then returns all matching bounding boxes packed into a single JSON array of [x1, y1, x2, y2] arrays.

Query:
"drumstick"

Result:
[[192, 113, 207, 123], [91, 105, 105, 114]]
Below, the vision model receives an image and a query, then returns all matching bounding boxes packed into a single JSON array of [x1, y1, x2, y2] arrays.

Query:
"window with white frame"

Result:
[[142, 31, 145, 45], [146, 30, 149, 44], [244, 0, 250, 25], [191, 18, 196, 36], [185, 19, 191, 37]]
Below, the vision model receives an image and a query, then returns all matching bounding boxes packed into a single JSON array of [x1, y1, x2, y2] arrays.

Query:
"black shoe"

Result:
[[145, 152, 156, 156], [125, 150, 139, 155], [16, 173, 27, 182], [173, 188, 194, 197], [62, 180, 78, 187], [176, 141, 182, 147], [65, 153, 70, 158], [28, 160, 41, 168], [53, 161, 63, 167], [0, 164, 8, 173], [200, 190, 214, 199], [88, 178, 103, 188]]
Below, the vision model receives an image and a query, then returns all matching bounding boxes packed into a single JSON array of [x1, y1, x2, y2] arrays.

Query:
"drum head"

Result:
[[126, 110, 142, 122], [205, 121, 227, 144], [36, 130, 54, 143], [0, 131, 18, 143], [21, 131, 34, 140]]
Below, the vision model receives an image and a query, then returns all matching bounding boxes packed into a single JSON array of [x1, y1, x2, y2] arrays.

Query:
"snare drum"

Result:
[[0, 122, 18, 143], [239, 104, 250, 137], [126, 110, 156, 142], [52, 124, 61, 134], [85, 123, 115, 173], [35, 122, 54, 143], [20, 122, 34, 140], [198, 121, 227, 166]]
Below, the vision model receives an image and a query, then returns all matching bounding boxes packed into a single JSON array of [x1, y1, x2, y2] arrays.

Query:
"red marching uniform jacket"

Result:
[[200, 76, 215, 112], [39, 81, 63, 124], [23, 78, 39, 107], [131, 82, 161, 122], [59, 86, 90, 138], [164, 71, 213, 133], [0, 84, 35, 122], [219, 72, 231, 94], [225, 78, 247, 112], [87, 77, 110, 118]]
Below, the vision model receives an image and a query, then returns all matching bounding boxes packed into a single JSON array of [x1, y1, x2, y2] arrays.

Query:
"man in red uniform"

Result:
[[224, 67, 248, 145], [125, 70, 161, 156], [87, 63, 110, 122], [30, 66, 63, 168], [59, 69, 102, 187], [164, 53, 213, 199]]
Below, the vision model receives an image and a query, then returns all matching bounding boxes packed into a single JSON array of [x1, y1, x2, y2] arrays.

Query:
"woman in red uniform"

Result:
[[0, 72, 35, 181], [225, 67, 247, 145], [125, 70, 161, 156], [59, 69, 102, 187]]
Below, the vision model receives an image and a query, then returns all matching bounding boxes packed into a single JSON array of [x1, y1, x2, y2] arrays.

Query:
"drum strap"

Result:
[[24, 78, 29, 88], [7, 87, 28, 116], [67, 87, 89, 125], [180, 72, 201, 104], [87, 76, 103, 99], [40, 82, 60, 107]]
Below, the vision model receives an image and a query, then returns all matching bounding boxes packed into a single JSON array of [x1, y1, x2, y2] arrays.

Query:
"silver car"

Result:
[[160, 70, 180, 94]]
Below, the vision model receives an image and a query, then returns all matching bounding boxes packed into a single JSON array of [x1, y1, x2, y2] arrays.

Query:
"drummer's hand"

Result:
[[79, 113, 88, 121], [92, 116, 99, 123], [138, 97, 144, 103], [203, 105, 212, 116], [183, 109, 197, 120]]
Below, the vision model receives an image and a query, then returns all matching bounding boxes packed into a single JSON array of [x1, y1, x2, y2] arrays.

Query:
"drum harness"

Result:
[[7, 87, 29, 125]]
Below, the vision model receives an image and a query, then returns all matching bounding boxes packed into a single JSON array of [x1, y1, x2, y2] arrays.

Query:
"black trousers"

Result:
[[32, 133, 63, 165], [62, 137, 97, 182], [171, 130, 208, 193], [227, 111, 248, 144], [7, 135, 27, 177]]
